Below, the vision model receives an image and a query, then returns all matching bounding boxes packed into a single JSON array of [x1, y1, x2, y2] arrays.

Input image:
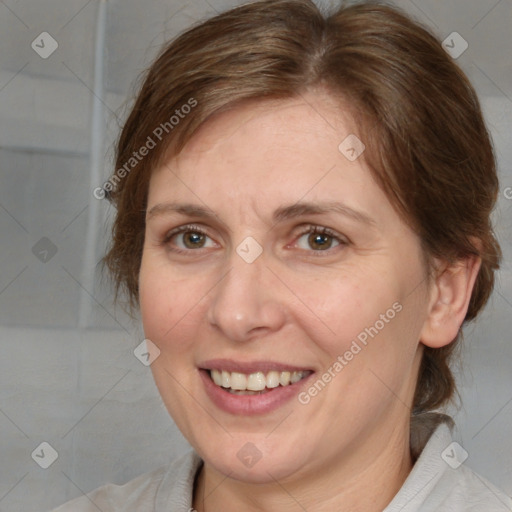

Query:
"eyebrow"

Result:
[[273, 202, 376, 226], [146, 201, 376, 227], [147, 203, 217, 221]]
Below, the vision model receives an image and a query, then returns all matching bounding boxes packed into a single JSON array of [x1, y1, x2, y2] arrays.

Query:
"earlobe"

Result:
[[420, 255, 481, 349]]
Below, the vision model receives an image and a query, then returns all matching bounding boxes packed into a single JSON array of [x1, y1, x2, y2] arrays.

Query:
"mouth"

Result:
[[198, 360, 314, 415], [208, 369, 312, 395]]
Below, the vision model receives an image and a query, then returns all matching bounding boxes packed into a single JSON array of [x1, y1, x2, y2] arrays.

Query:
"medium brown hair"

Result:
[[103, 0, 501, 412]]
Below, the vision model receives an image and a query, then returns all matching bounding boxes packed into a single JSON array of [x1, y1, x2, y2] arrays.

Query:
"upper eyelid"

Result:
[[164, 223, 347, 248], [291, 226, 348, 249], [165, 223, 341, 236], [164, 223, 211, 241], [293, 224, 346, 239]]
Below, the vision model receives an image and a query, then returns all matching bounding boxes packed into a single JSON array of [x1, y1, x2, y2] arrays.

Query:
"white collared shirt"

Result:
[[52, 414, 511, 511]]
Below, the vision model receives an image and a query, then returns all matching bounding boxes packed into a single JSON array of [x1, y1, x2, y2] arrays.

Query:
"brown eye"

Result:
[[165, 225, 216, 251], [307, 232, 334, 250], [182, 231, 206, 249], [295, 227, 342, 252]]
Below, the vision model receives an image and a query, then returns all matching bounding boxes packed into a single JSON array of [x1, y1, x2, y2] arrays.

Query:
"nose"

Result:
[[206, 251, 287, 342]]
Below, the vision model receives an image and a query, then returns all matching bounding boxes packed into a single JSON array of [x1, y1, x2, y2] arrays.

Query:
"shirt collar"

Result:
[[155, 413, 456, 512]]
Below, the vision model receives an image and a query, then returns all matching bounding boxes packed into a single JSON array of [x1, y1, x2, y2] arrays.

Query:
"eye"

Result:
[[164, 224, 216, 251], [295, 226, 344, 251]]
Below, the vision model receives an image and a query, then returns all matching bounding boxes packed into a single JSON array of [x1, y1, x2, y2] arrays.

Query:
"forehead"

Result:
[[149, 93, 370, 198], [144, 91, 409, 240], [145, 94, 419, 255], [181, 93, 355, 158]]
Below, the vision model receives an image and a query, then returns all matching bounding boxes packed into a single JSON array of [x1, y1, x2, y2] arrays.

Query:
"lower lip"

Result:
[[199, 370, 313, 416]]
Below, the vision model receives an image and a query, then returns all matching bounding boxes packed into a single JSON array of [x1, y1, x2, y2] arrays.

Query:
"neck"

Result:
[[193, 417, 413, 512]]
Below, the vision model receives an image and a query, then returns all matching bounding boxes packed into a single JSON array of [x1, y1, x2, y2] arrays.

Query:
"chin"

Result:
[[197, 435, 313, 484]]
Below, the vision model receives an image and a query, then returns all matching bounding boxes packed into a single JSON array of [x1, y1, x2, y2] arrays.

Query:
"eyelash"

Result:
[[161, 223, 348, 255], [162, 224, 209, 252], [296, 225, 347, 255]]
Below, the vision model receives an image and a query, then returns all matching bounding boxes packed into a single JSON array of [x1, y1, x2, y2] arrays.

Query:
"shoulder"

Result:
[[445, 464, 512, 511], [51, 466, 167, 512], [50, 451, 201, 512], [419, 459, 512, 511], [386, 414, 512, 512]]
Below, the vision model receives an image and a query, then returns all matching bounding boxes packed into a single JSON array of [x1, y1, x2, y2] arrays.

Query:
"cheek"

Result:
[[290, 268, 403, 357], [139, 261, 209, 350]]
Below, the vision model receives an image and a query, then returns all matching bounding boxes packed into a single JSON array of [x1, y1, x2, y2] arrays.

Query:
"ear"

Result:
[[420, 254, 481, 349]]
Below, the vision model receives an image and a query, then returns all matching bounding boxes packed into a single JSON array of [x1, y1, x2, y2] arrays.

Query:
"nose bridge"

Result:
[[226, 252, 262, 300], [207, 246, 285, 341]]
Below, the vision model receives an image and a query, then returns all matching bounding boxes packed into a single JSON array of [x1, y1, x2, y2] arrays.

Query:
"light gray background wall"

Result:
[[0, 0, 511, 510]]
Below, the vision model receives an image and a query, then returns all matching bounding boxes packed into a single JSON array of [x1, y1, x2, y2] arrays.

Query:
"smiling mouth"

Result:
[[208, 369, 312, 395]]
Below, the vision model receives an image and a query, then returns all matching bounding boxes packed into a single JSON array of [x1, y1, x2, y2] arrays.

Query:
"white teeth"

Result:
[[230, 372, 247, 390], [211, 369, 222, 386], [221, 370, 231, 388], [247, 372, 266, 391], [266, 371, 280, 388], [279, 371, 291, 386], [209, 369, 308, 391], [290, 371, 303, 384]]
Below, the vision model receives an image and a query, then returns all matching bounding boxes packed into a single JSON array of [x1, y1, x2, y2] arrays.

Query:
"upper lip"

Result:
[[199, 359, 314, 374]]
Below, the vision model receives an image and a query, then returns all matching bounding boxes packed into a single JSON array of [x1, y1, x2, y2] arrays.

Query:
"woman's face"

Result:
[[139, 92, 431, 483]]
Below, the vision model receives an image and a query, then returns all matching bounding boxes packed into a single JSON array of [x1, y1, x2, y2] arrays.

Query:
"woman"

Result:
[[54, 0, 511, 510]]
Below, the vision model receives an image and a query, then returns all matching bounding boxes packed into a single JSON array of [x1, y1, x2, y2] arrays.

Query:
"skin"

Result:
[[139, 90, 480, 512]]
